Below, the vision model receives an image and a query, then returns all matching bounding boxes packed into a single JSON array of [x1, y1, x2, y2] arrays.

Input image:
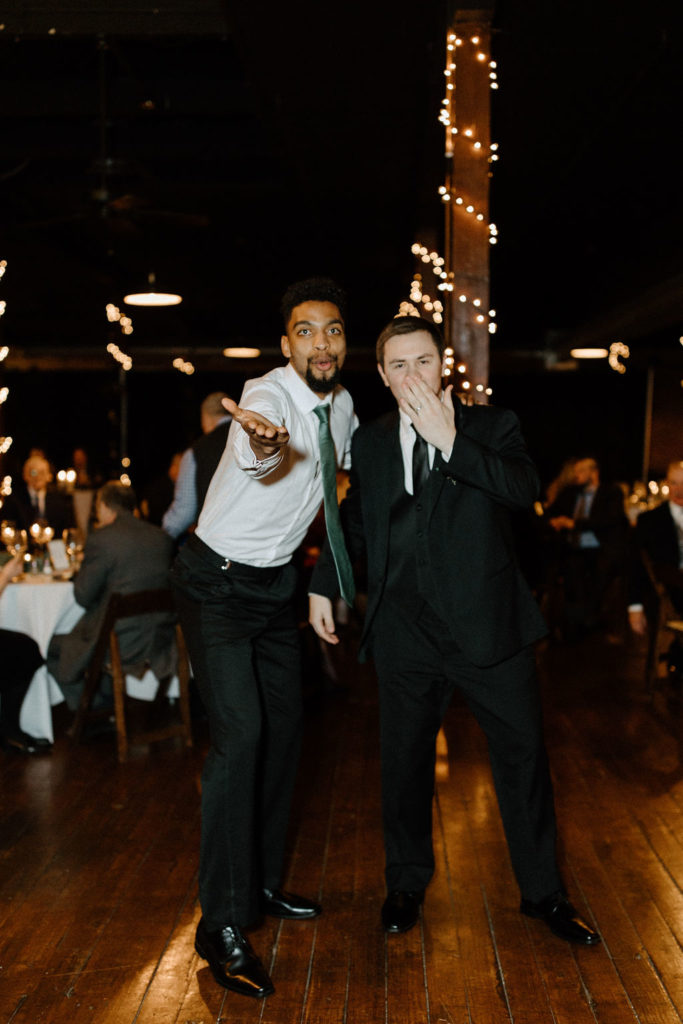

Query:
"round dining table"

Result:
[[0, 574, 84, 741]]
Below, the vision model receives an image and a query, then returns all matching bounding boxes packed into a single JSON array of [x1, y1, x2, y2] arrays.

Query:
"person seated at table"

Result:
[[629, 460, 683, 677], [0, 554, 51, 755], [1, 454, 75, 536], [47, 481, 176, 711]]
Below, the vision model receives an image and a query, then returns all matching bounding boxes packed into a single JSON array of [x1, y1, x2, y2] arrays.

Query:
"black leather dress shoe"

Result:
[[194, 917, 274, 998], [0, 731, 52, 755], [261, 887, 322, 920], [381, 890, 424, 934], [520, 892, 600, 945]]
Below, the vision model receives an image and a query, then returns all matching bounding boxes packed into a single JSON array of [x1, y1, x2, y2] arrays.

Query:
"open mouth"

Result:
[[311, 358, 336, 372]]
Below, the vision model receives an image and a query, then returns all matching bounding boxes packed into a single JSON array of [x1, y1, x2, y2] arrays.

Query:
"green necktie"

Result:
[[313, 405, 355, 607]]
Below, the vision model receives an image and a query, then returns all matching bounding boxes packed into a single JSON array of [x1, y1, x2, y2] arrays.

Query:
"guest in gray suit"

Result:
[[48, 481, 175, 710]]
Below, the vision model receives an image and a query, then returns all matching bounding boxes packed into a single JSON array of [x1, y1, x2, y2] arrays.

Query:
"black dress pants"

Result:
[[170, 536, 303, 930], [371, 598, 562, 903]]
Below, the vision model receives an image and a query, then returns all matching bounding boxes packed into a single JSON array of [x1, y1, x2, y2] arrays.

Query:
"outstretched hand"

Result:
[[397, 377, 457, 455], [222, 396, 290, 459]]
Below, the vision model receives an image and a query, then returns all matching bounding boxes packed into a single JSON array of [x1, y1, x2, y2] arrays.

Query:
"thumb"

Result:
[[222, 396, 238, 416]]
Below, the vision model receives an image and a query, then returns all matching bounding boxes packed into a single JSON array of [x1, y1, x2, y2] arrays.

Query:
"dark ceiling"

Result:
[[0, 0, 682, 369]]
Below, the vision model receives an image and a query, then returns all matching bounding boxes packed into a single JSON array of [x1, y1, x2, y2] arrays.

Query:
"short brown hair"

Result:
[[200, 392, 229, 418], [375, 315, 444, 366], [97, 480, 137, 514]]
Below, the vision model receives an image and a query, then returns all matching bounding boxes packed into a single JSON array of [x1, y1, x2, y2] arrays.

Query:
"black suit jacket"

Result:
[[546, 481, 628, 562], [631, 502, 683, 614], [311, 399, 547, 668], [1, 484, 75, 536]]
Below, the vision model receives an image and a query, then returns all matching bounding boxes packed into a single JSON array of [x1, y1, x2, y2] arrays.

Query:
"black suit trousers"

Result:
[[371, 597, 562, 903], [170, 540, 303, 930]]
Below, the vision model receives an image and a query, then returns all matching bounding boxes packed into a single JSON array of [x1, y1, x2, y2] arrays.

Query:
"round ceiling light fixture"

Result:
[[124, 272, 182, 307], [569, 347, 608, 359]]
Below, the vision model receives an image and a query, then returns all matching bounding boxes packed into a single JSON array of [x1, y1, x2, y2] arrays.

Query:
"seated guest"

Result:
[[47, 481, 175, 710], [0, 554, 50, 755], [629, 460, 683, 675], [1, 454, 75, 535], [546, 456, 629, 637]]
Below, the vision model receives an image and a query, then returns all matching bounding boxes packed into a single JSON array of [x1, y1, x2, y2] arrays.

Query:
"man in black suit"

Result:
[[546, 456, 628, 637], [309, 315, 599, 946], [629, 461, 683, 671], [1, 454, 74, 536]]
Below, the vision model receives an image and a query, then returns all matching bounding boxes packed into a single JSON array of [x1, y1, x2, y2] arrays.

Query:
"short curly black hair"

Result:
[[280, 277, 348, 328]]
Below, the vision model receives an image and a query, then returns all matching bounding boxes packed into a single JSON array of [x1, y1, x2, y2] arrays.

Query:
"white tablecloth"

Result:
[[0, 575, 181, 742], [0, 576, 84, 741]]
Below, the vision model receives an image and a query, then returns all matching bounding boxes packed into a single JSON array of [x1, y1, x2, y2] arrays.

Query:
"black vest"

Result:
[[384, 460, 436, 613], [192, 419, 231, 514]]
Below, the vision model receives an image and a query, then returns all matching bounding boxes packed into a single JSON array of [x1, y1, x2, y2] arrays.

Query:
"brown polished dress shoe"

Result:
[[381, 890, 424, 934], [194, 917, 274, 998], [520, 892, 600, 945]]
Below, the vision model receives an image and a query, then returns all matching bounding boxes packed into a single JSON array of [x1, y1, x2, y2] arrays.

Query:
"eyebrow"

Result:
[[387, 351, 436, 365], [291, 318, 343, 329]]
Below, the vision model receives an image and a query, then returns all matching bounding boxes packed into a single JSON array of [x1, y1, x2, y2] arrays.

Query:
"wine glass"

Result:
[[1, 519, 17, 550], [63, 527, 83, 566]]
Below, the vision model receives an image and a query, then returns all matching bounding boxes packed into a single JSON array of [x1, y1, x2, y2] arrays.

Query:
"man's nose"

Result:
[[314, 331, 329, 348]]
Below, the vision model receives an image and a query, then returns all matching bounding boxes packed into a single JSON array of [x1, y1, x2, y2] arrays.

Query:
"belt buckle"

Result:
[[221, 558, 231, 572]]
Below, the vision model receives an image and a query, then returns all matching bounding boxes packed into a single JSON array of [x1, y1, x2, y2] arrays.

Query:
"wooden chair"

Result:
[[641, 555, 683, 692], [70, 588, 193, 762]]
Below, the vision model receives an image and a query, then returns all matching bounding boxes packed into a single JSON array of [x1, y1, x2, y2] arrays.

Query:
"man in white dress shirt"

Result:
[[170, 278, 357, 999]]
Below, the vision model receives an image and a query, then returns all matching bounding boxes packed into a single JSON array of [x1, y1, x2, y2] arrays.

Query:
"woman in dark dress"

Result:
[[0, 554, 50, 754]]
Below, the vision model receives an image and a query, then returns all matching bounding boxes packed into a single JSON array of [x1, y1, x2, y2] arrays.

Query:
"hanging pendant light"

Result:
[[124, 272, 182, 307]]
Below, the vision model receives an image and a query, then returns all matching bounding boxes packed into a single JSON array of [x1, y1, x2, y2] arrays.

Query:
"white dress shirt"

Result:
[[197, 362, 357, 566], [398, 408, 453, 496]]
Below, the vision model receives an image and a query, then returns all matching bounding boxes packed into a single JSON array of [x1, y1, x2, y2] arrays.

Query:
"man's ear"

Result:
[[377, 362, 390, 388], [281, 335, 291, 359]]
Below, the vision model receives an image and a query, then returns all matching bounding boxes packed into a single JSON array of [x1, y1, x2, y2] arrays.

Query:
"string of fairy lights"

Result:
[[397, 30, 500, 396], [399, 27, 643, 391], [0, 259, 13, 495]]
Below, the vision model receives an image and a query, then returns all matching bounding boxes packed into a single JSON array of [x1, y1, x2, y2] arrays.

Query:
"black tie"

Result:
[[412, 428, 430, 496]]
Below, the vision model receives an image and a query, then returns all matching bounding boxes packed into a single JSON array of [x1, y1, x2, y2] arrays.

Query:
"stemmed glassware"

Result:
[[29, 520, 54, 572], [1, 519, 28, 576], [63, 528, 83, 567]]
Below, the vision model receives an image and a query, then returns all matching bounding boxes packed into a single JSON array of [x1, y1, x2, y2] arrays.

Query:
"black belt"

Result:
[[186, 532, 286, 581]]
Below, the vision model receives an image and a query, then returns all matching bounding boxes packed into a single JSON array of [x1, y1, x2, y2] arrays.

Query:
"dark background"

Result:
[[0, 0, 681, 490]]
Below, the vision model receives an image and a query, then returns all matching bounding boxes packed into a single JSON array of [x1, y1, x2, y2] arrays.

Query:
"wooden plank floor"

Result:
[[3, 626, 683, 1023]]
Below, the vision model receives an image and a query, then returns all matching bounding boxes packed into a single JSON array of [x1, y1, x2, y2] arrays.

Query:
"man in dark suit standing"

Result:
[[309, 315, 599, 946], [629, 460, 683, 672]]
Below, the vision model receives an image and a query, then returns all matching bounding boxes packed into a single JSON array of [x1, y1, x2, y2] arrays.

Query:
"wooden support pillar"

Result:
[[442, 8, 494, 400]]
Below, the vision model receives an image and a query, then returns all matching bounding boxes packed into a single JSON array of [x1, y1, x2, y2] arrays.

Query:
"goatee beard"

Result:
[[306, 363, 340, 394]]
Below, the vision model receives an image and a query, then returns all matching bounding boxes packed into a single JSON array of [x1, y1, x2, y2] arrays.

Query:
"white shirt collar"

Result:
[[283, 361, 334, 415]]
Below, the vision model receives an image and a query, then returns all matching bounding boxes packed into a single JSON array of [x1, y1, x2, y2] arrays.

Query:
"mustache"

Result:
[[308, 354, 338, 367]]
